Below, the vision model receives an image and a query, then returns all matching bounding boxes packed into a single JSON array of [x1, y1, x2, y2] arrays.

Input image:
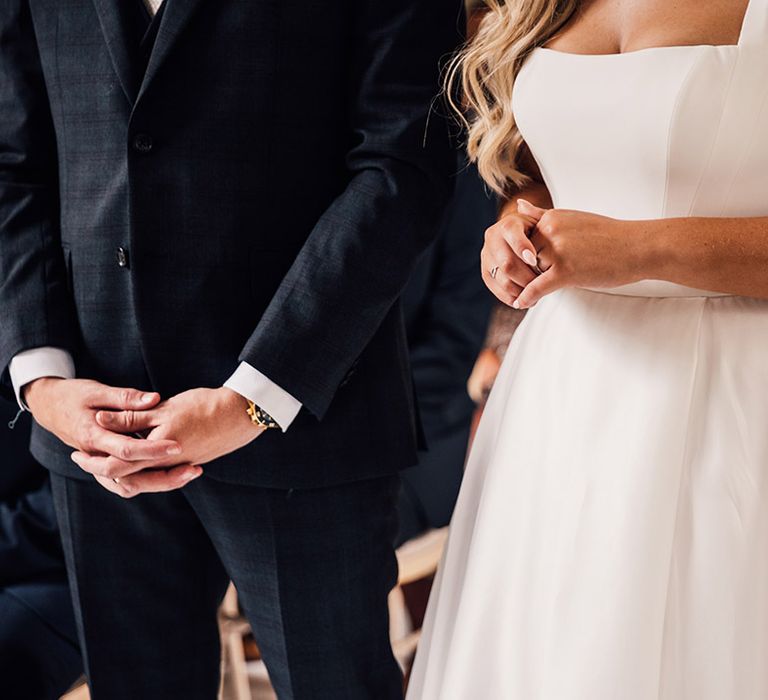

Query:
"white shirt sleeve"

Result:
[[223, 361, 302, 432], [9, 347, 76, 409], [9, 350, 302, 431]]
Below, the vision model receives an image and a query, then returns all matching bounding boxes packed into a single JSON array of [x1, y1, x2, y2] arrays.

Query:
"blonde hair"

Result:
[[448, 0, 581, 195]]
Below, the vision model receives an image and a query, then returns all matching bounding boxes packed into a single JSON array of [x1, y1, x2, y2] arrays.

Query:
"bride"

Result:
[[408, 0, 768, 697]]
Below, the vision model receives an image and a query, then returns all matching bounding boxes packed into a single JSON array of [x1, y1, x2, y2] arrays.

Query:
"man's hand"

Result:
[[90, 387, 265, 485], [25, 377, 200, 497]]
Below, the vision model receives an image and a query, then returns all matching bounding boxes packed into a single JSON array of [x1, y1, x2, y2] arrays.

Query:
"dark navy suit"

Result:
[[0, 1, 462, 698]]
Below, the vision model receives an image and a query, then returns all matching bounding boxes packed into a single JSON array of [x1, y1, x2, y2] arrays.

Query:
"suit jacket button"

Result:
[[116, 246, 129, 268], [132, 133, 154, 153]]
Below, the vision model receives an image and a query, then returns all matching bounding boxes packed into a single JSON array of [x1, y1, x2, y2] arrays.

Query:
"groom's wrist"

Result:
[[223, 361, 301, 432], [24, 377, 64, 416], [217, 387, 259, 432], [10, 347, 76, 410], [216, 386, 281, 436]]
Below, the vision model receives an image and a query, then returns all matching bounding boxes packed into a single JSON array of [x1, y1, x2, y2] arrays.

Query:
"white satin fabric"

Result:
[[408, 1, 768, 698]]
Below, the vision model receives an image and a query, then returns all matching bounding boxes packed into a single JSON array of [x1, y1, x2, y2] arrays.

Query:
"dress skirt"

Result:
[[408, 284, 768, 699]]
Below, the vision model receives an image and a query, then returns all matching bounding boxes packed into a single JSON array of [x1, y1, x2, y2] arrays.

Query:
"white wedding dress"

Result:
[[408, 1, 768, 698]]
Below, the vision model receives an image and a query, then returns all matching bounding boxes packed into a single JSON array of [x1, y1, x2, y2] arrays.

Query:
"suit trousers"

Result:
[[51, 471, 403, 700]]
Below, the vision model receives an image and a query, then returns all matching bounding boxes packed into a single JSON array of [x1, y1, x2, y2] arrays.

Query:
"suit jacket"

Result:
[[0, 0, 462, 487]]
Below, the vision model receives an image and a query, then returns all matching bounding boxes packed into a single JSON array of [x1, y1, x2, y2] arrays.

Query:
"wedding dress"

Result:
[[408, 1, 768, 697]]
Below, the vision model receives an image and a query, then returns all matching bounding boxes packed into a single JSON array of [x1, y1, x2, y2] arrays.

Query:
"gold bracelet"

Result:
[[246, 399, 280, 429]]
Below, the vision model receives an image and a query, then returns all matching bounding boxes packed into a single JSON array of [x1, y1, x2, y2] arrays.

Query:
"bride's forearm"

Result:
[[498, 181, 552, 219], [636, 216, 768, 298]]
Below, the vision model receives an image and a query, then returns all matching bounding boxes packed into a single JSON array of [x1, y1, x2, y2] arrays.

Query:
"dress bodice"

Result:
[[512, 0, 768, 223]]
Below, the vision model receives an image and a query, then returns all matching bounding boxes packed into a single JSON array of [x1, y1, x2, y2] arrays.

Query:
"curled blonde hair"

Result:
[[448, 0, 581, 195]]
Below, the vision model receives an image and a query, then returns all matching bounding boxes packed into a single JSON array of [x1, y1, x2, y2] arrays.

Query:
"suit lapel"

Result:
[[137, 0, 207, 102], [90, 0, 145, 104]]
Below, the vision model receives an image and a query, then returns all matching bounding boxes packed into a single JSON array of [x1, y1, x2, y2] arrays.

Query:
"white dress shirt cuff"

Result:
[[224, 361, 302, 432], [9, 347, 76, 410]]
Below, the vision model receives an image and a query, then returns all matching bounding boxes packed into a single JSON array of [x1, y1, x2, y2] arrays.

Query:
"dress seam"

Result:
[[661, 54, 701, 218], [683, 56, 739, 217], [655, 298, 708, 699]]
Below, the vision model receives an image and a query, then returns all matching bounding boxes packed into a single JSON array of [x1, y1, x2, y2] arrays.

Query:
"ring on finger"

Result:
[[113, 477, 121, 485], [490, 265, 500, 279]]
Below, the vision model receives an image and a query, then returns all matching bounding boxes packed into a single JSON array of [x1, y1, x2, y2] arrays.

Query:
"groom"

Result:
[[0, 1, 461, 698]]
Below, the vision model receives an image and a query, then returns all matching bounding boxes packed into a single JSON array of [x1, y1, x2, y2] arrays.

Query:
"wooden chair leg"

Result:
[[228, 626, 253, 700], [219, 582, 253, 700]]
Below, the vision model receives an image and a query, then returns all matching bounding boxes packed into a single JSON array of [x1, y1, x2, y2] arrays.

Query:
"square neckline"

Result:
[[536, 0, 754, 58], [534, 43, 740, 60]]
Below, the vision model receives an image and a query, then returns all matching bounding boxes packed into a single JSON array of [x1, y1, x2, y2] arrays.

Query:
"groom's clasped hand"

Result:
[[483, 199, 649, 310], [24, 379, 264, 498]]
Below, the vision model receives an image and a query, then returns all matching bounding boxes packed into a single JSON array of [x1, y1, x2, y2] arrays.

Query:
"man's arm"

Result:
[[223, 362, 301, 432], [9, 348, 75, 409], [237, 0, 463, 419], [0, 0, 78, 387]]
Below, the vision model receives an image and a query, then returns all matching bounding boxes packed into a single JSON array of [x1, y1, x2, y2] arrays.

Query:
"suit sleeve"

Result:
[[0, 0, 77, 394], [238, 0, 463, 419]]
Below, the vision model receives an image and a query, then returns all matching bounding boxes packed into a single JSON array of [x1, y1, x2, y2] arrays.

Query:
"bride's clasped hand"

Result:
[[486, 196, 768, 311], [485, 199, 656, 310]]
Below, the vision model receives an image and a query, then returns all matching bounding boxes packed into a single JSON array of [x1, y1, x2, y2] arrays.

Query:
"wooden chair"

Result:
[[219, 583, 255, 700], [388, 527, 449, 669]]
